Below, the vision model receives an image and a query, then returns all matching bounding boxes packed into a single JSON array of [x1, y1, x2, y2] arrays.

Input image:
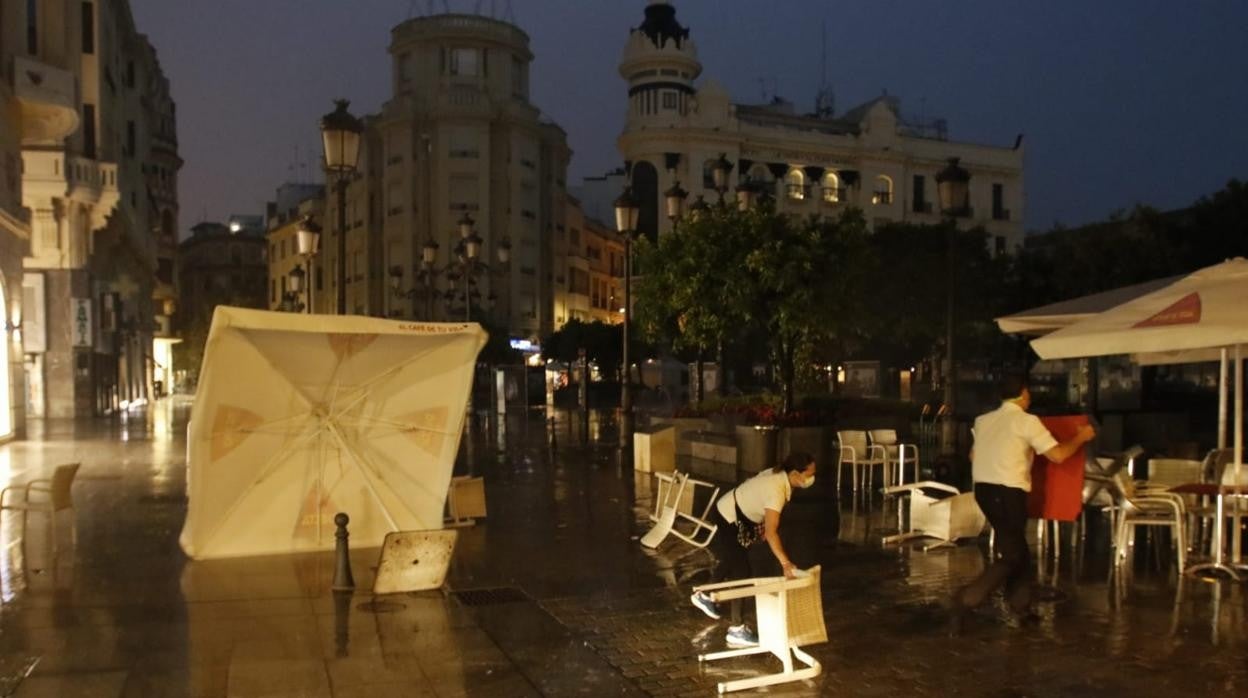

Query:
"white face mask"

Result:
[[797, 474, 816, 489]]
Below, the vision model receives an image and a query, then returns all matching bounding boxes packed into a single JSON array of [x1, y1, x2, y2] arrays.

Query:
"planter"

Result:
[[735, 425, 779, 477], [633, 425, 675, 473], [778, 425, 832, 470], [651, 416, 711, 456]]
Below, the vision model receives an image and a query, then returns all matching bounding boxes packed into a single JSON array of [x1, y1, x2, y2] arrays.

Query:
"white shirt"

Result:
[[971, 401, 1058, 492], [716, 470, 792, 524]]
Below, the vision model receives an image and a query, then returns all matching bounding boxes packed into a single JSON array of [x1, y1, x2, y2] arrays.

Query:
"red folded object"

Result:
[[1027, 415, 1088, 521]]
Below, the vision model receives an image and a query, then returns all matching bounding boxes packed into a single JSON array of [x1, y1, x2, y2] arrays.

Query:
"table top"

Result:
[[1169, 483, 1248, 496]]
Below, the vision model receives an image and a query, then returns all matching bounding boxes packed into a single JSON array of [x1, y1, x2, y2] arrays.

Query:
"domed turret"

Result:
[[620, 2, 701, 123]]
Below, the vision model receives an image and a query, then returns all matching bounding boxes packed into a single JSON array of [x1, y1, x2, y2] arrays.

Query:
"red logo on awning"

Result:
[[1134, 292, 1202, 328]]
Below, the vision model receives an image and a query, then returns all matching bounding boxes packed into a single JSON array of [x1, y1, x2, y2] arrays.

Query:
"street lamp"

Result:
[[296, 217, 321, 314], [711, 154, 733, 204], [614, 185, 641, 445], [284, 264, 307, 312], [664, 180, 688, 221], [935, 156, 971, 455], [735, 179, 759, 212], [319, 99, 363, 315], [689, 195, 711, 222]]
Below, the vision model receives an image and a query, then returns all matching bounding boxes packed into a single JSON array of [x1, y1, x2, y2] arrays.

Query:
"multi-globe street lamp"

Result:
[[613, 186, 641, 444], [388, 214, 510, 322], [319, 100, 364, 315], [935, 156, 972, 455]]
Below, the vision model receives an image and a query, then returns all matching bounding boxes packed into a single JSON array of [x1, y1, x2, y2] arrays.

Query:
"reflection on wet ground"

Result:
[[0, 402, 1243, 696]]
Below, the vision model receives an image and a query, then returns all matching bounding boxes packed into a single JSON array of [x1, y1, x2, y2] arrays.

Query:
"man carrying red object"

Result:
[[950, 374, 1096, 634]]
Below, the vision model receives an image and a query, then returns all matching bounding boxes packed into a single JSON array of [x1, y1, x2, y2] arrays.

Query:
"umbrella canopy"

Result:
[[1031, 258, 1248, 360], [179, 307, 486, 560], [995, 275, 1179, 337]]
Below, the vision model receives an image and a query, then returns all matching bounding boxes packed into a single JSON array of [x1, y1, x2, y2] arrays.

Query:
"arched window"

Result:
[[821, 172, 842, 203], [872, 175, 894, 205], [785, 169, 805, 200]]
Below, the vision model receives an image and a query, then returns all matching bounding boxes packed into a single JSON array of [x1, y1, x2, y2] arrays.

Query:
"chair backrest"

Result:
[[50, 463, 81, 511], [784, 566, 826, 647], [1108, 469, 1138, 506], [1147, 458, 1203, 488], [837, 430, 868, 453], [868, 429, 898, 446]]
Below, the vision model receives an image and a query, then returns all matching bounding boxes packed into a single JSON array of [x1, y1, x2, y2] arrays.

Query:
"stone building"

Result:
[[174, 221, 267, 387], [17, 0, 180, 418], [313, 11, 570, 342], [617, 2, 1025, 251], [265, 183, 324, 312], [556, 199, 624, 328], [1, 1, 31, 440]]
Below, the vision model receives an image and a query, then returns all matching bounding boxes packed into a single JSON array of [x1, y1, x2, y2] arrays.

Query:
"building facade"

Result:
[[324, 12, 570, 341], [18, 0, 180, 418], [617, 2, 1025, 250], [174, 222, 267, 387], [555, 198, 624, 328], [1, 1, 32, 440], [266, 183, 324, 312]]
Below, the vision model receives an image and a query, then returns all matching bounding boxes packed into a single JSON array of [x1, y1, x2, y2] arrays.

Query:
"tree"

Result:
[[635, 202, 871, 413], [541, 319, 623, 380]]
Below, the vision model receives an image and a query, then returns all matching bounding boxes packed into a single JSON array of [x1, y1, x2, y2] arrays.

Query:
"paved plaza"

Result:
[[0, 400, 1244, 697]]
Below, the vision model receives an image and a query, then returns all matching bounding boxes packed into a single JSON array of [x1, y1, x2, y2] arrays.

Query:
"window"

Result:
[[872, 175, 893, 205], [271, 280, 276, 303], [448, 175, 479, 211], [821, 172, 842, 203], [992, 183, 1008, 220], [316, 266, 323, 291], [449, 47, 479, 77], [126, 120, 135, 156], [81, 2, 95, 54], [785, 169, 805, 200], [27, 0, 38, 54], [280, 240, 287, 259], [661, 91, 678, 110], [511, 56, 527, 98], [912, 175, 929, 213], [125, 61, 135, 88], [398, 52, 412, 84], [995, 235, 1007, 256], [82, 104, 96, 158]]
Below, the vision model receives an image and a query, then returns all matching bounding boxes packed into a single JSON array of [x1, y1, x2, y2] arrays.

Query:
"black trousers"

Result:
[[960, 482, 1032, 612], [707, 507, 752, 623]]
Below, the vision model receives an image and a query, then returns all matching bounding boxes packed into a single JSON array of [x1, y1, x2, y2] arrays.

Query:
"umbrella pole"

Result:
[[1219, 348, 1229, 450], [1234, 345, 1244, 566], [1186, 346, 1241, 581]]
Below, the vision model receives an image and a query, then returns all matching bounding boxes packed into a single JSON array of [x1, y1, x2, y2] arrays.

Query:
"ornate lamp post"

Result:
[[295, 217, 321, 313], [285, 264, 307, 312], [613, 185, 641, 444], [935, 156, 971, 454], [711, 154, 732, 204], [319, 100, 363, 315]]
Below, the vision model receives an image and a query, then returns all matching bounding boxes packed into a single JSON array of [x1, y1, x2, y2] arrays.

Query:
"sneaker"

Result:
[[690, 591, 722, 620], [725, 624, 758, 647]]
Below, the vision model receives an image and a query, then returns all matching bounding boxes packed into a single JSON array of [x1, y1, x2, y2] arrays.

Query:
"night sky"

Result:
[[130, 0, 1248, 237]]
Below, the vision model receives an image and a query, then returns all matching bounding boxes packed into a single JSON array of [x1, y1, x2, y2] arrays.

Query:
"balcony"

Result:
[[872, 190, 893, 205], [14, 56, 79, 145], [21, 151, 119, 227], [821, 187, 847, 205]]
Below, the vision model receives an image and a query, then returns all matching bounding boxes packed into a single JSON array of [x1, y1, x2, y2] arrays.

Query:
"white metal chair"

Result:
[[880, 481, 986, 550], [836, 430, 886, 495], [694, 566, 826, 693], [641, 471, 719, 549], [1110, 470, 1187, 575], [0, 463, 81, 552], [444, 476, 486, 527], [869, 429, 919, 487]]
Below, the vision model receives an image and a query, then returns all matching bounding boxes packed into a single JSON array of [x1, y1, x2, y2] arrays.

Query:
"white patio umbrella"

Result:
[[179, 307, 486, 560], [1031, 258, 1248, 576]]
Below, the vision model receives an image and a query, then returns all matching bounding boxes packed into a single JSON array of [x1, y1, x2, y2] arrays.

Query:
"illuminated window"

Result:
[[785, 169, 805, 200], [821, 172, 842, 203], [872, 175, 893, 205]]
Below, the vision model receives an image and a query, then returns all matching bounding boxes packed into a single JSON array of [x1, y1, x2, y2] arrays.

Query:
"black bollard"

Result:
[[332, 588, 352, 657], [331, 512, 356, 591]]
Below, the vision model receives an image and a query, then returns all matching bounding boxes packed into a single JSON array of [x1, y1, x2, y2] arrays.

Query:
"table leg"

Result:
[[1185, 493, 1241, 580]]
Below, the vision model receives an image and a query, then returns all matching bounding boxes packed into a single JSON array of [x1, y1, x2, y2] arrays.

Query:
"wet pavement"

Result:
[[0, 399, 1244, 696]]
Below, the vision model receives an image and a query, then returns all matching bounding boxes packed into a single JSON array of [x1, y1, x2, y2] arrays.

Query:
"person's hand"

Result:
[[781, 561, 797, 579], [1076, 424, 1097, 443]]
